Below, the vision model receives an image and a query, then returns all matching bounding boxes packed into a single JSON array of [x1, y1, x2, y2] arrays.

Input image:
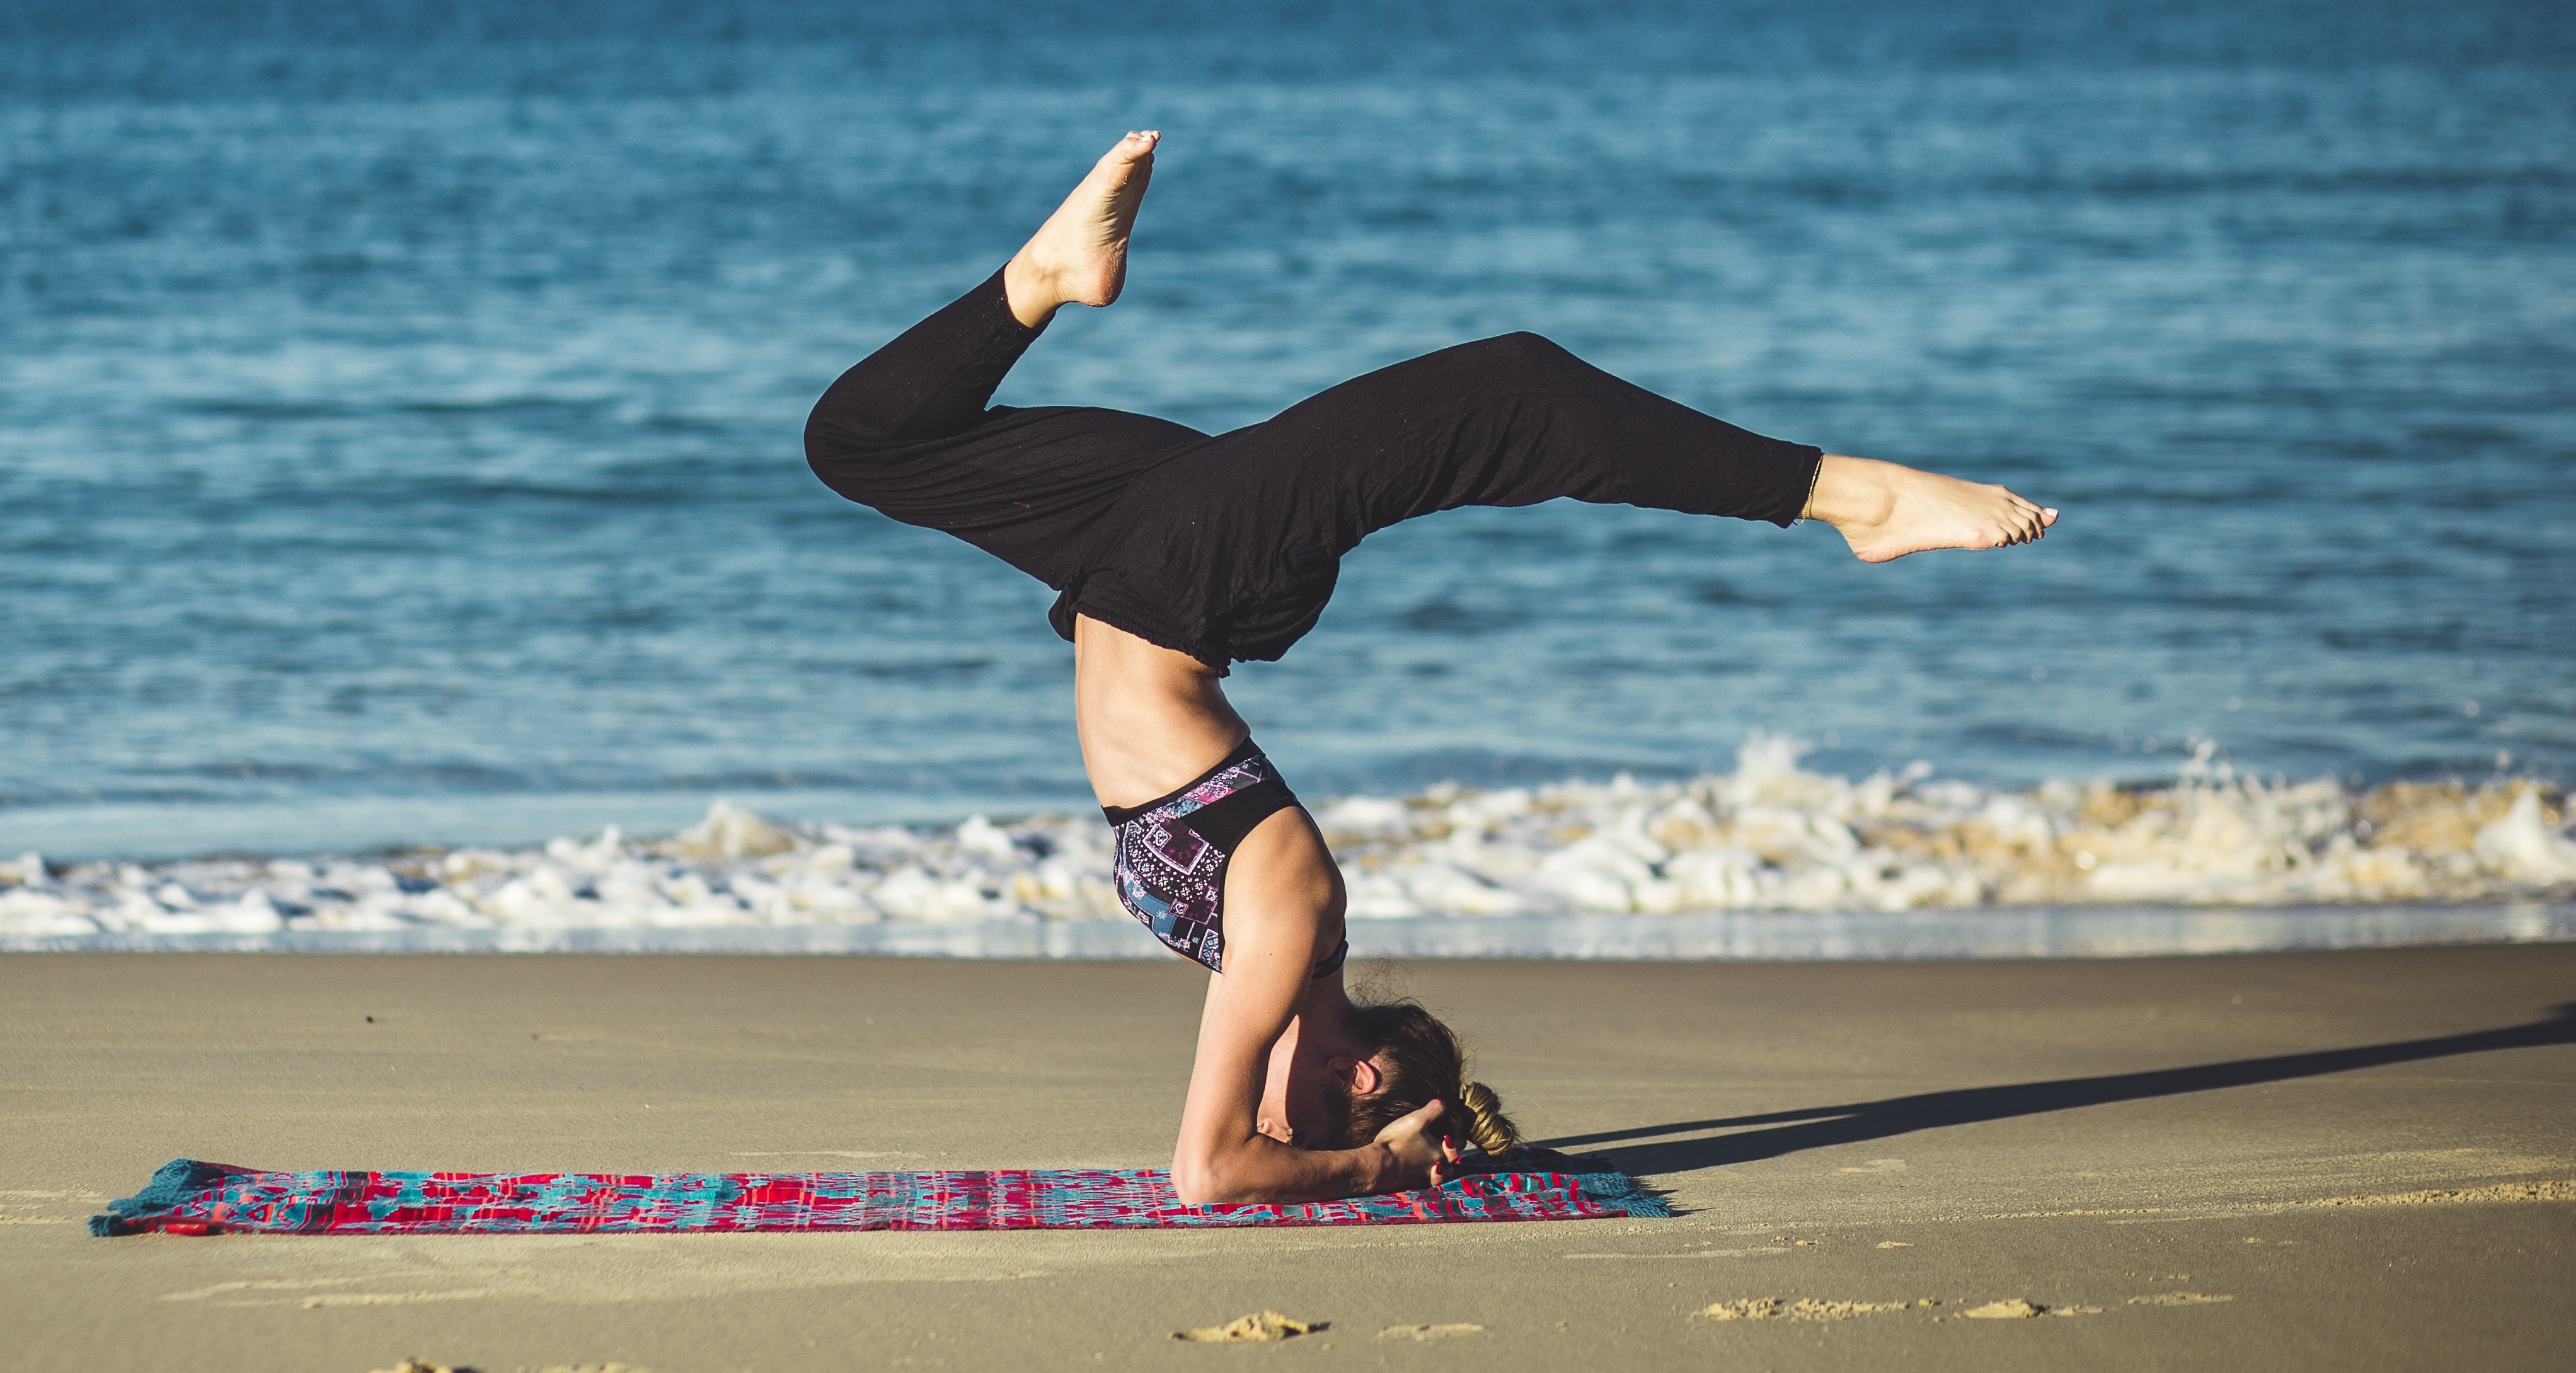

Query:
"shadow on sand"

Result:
[[1529, 1002, 2576, 1177]]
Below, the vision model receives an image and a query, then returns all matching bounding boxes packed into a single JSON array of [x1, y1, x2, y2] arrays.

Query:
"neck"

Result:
[[1296, 979, 1362, 1053]]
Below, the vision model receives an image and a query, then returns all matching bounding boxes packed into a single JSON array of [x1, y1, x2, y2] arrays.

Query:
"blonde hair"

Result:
[[1326, 999, 1522, 1157], [1454, 1077, 1519, 1156]]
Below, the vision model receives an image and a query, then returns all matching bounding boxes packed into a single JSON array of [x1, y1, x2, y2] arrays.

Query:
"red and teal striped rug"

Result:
[[91, 1157, 1667, 1235]]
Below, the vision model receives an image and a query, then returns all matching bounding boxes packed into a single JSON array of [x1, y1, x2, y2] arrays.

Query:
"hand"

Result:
[[1372, 1098, 1466, 1191]]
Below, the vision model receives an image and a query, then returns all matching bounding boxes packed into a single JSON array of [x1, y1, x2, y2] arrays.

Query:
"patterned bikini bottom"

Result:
[[1103, 738, 1343, 978]]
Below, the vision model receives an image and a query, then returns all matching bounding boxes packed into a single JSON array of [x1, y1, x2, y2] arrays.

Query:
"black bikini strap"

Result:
[[1101, 737, 1264, 827], [1312, 936, 1349, 980]]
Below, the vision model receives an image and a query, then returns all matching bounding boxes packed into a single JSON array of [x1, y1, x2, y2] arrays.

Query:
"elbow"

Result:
[[1170, 1153, 1229, 1207], [1170, 1146, 1258, 1207]]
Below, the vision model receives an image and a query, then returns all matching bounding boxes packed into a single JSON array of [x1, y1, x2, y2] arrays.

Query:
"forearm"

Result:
[[1174, 1133, 1408, 1206], [1165, 820, 1409, 1208]]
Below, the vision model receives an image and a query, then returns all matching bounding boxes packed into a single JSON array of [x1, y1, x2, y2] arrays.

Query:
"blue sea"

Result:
[[4, 0, 2572, 862]]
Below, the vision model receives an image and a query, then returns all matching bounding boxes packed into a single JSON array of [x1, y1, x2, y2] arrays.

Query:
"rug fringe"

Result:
[[1567, 1169, 1673, 1219], [91, 1158, 226, 1236]]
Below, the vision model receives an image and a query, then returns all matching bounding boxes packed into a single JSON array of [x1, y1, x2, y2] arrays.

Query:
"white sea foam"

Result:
[[2, 738, 2568, 943]]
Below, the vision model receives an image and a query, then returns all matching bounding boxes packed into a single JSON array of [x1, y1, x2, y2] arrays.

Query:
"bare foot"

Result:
[[1003, 131, 1159, 327], [1803, 454, 2059, 563]]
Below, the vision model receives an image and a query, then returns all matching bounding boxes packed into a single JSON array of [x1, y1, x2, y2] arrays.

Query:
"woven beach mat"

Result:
[[92, 1155, 1667, 1236]]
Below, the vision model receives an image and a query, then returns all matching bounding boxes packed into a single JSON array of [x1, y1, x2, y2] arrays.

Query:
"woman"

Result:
[[807, 132, 2056, 1205]]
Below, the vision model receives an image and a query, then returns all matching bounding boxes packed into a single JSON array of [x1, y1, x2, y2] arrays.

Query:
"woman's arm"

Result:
[[1168, 808, 1456, 1205]]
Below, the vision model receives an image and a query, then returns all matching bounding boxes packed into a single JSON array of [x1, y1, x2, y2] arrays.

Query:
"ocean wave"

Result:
[[3, 737, 2570, 942]]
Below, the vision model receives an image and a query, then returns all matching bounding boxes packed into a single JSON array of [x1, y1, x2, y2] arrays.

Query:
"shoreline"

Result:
[[8, 899, 2574, 959], [9, 750, 2573, 951]]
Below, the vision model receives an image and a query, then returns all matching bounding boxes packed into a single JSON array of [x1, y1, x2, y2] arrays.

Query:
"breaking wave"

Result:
[[4, 737, 2570, 945]]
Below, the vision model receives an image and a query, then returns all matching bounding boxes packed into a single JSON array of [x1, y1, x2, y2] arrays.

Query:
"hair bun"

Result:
[[1456, 1078, 1521, 1156]]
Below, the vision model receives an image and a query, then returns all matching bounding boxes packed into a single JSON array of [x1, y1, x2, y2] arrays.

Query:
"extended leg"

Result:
[[1144, 330, 2050, 569]]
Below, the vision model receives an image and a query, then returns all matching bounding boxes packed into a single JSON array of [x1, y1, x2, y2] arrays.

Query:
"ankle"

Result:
[[1002, 252, 1063, 329], [1802, 454, 1896, 530]]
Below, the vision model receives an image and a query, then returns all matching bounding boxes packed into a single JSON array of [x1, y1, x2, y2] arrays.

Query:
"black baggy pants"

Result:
[[807, 269, 1822, 669]]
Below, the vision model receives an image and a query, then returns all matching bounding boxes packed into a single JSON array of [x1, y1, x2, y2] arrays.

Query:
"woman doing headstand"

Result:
[[806, 132, 2056, 1205]]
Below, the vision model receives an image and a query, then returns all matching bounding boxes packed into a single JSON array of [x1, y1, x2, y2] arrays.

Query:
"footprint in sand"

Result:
[[1955, 1299, 2100, 1319], [1174, 1311, 1325, 1343], [1699, 1297, 1922, 1322], [1839, 1158, 1909, 1175], [370, 1364, 650, 1373], [1960, 1300, 2042, 1319], [1378, 1324, 1484, 1341]]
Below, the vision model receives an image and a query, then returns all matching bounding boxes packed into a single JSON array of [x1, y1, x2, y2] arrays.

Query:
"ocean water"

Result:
[[4, 0, 2573, 875]]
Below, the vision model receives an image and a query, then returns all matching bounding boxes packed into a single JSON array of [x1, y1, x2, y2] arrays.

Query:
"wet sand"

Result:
[[4, 945, 2571, 1372]]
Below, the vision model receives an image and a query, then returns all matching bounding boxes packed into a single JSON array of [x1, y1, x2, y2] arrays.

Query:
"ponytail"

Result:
[[1456, 1076, 1520, 1156]]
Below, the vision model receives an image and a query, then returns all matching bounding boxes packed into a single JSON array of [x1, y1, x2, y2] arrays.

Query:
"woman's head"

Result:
[[1307, 997, 1521, 1156]]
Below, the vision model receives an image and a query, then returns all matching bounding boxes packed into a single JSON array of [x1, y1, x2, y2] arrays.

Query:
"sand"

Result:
[[4, 944, 2573, 1371]]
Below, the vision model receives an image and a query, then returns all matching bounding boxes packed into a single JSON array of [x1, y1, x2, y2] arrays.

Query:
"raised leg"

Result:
[[804, 132, 1203, 594], [1122, 330, 2052, 580]]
